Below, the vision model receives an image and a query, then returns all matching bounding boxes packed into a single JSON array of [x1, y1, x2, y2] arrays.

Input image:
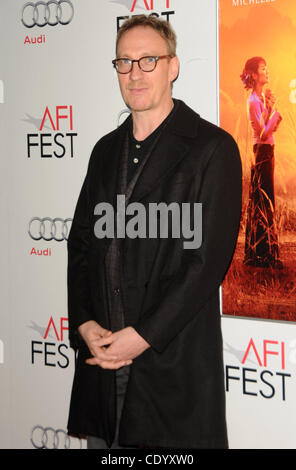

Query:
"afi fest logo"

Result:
[[26, 105, 77, 159], [30, 316, 72, 368], [111, 0, 170, 11], [129, 0, 170, 11], [114, 0, 175, 30], [225, 337, 296, 402]]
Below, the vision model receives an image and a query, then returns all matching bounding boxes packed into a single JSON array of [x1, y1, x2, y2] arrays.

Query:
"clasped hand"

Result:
[[78, 320, 150, 369]]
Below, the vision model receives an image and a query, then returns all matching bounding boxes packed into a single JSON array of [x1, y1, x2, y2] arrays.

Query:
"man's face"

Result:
[[116, 26, 179, 113]]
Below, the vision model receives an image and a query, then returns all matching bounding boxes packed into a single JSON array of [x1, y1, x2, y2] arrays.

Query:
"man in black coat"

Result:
[[67, 15, 242, 449]]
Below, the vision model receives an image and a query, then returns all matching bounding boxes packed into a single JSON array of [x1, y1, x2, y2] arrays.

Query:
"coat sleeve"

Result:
[[67, 143, 99, 350], [133, 133, 242, 353]]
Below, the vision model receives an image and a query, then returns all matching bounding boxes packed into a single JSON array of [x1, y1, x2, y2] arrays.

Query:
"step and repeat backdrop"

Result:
[[0, 0, 295, 449]]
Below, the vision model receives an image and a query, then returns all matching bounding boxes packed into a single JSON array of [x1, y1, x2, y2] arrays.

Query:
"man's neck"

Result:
[[131, 98, 174, 141]]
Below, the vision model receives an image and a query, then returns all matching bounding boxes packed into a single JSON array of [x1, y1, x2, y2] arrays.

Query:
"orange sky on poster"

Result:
[[219, 0, 296, 194], [219, 0, 296, 29]]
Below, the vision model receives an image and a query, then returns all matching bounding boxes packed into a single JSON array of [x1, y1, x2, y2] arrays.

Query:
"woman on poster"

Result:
[[241, 57, 283, 268]]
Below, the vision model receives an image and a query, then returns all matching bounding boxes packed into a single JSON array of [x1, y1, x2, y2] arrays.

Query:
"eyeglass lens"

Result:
[[116, 56, 157, 73]]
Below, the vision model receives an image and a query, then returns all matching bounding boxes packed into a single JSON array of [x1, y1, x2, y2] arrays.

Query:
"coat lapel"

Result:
[[129, 100, 201, 203], [101, 99, 201, 206], [129, 132, 191, 204], [101, 115, 131, 207]]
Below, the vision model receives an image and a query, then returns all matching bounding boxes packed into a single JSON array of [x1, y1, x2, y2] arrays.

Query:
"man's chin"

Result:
[[125, 97, 152, 113], [129, 105, 151, 113]]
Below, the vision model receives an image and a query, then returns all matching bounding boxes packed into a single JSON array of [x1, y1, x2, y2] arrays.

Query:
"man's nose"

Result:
[[129, 61, 143, 80]]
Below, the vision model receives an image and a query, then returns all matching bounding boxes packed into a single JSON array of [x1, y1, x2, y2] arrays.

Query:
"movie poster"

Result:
[[219, 0, 296, 321]]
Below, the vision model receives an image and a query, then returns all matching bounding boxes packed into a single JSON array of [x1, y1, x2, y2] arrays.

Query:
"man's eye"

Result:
[[121, 59, 130, 65]]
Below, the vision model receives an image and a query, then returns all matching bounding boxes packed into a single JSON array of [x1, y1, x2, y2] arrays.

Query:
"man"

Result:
[[67, 15, 242, 449]]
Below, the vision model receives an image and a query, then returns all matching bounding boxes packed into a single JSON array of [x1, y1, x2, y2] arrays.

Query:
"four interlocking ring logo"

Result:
[[21, 0, 74, 28], [31, 425, 82, 449], [28, 217, 72, 241]]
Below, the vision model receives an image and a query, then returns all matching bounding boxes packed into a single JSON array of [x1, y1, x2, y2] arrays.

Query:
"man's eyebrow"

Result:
[[116, 52, 156, 58]]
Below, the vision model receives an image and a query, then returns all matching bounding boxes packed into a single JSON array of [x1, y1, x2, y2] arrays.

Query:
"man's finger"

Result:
[[85, 357, 133, 369], [89, 345, 118, 361], [99, 329, 112, 338], [90, 334, 115, 348]]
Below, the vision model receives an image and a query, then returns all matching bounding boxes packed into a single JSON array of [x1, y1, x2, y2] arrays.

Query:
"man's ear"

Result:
[[169, 55, 180, 83]]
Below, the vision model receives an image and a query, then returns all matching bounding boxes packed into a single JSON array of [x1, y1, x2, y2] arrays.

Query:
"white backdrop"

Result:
[[0, 0, 295, 449]]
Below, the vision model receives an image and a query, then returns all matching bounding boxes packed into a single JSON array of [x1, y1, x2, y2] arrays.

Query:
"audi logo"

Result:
[[21, 0, 74, 28], [28, 217, 72, 241], [31, 425, 83, 449]]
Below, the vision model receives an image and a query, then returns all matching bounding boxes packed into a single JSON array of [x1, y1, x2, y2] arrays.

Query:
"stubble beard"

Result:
[[124, 95, 153, 113]]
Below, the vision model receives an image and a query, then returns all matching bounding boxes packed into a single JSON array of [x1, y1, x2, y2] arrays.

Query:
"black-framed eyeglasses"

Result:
[[112, 55, 173, 74]]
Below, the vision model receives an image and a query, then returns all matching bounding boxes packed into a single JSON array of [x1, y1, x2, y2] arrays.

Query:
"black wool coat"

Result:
[[67, 99, 242, 449]]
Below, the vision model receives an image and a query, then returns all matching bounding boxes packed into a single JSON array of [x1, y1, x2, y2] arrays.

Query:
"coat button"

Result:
[[113, 288, 120, 296]]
